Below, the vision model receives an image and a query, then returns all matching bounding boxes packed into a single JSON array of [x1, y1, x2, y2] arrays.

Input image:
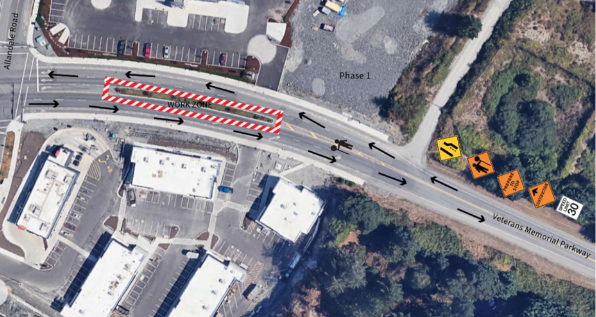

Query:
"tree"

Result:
[[319, 246, 367, 297], [516, 100, 557, 156], [520, 296, 579, 317], [405, 265, 432, 291], [457, 15, 482, 39], [451, 297, 475, 317], [361, 225, 419, 263], [339, 194, 389, 234]]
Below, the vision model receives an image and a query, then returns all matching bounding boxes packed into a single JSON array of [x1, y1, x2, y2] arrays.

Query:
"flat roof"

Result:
[[130, 147, 221, 199], [169, 255, 246, 317], [17, 158, 77, 238], [61, 240, 145, 317], [258, 179, 325, 242]]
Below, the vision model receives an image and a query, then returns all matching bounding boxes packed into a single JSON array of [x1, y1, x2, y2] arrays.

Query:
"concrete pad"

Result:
[[91, 0, 111, 10], [266, 22, 286, 44], [135, 0, 249, 33], [247, 34, 277, 64]]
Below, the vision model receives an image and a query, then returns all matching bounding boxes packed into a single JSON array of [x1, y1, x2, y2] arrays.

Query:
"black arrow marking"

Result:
[[48, 71, 78, 78], [126, 71, 155, 79], [457, 208, 485, 223], [308, 150, 336, 164], [369, 142, 395, 159], [233, 130, 263, 140], [206, 82, 235, 94], [531, 188, 539, 196], [378, 172, 406, 185], [89, 105, 119, 113], [29, 100, 59, 108], [154, 117, 183, 125], [430, 176, 458, 191], [299, 112, 325, 129]]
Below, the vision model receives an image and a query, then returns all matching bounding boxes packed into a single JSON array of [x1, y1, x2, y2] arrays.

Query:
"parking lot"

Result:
[[58, 152, 121, 254], [48, 0, 66, 23], [124, 189, 212, 238], [119, 246, 168, 313]]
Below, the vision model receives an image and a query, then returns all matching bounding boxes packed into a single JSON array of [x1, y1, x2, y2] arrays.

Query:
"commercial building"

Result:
[[257, 178, 325, 243], [129, 147, 222, 200], [61, 239, 146, 317], [16, 148, 77, 238], [169, 254, 246, 317]]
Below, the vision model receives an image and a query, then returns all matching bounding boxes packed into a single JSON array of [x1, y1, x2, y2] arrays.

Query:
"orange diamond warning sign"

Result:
[[528, 181, 556, 208], [497, 169, 525, 197], [467, 152, 495, 179]]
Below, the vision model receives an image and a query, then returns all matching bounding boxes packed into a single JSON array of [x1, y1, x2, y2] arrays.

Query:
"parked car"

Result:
[[64, 223, 76, 231], [144, 43, 151, 58], [219, 53, 226, 66], [75, 154, 82, 161], [218, 186, 233, 193], [163, 46, 170, 59], [320, 23, 335, 32], [117, 40, 126, 56], [73, 160, 80, 167], [127, 189, 136, 207]]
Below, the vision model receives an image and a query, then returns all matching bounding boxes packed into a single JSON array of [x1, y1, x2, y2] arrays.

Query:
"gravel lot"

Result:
[[281, 0, 456, 118]]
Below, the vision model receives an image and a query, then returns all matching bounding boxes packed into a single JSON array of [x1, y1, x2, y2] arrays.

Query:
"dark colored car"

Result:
[[64, 222, 76, 231], [117, 40, 126, 56], [75, 154, 82, 161], [219, 53, 226, 66], [218, 186, 233, 193], [73, 160, 80, 167], [144, 43, 151, 58]]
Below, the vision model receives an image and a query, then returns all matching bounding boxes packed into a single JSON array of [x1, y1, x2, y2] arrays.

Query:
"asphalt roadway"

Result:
[[0, 47, 594, 300]]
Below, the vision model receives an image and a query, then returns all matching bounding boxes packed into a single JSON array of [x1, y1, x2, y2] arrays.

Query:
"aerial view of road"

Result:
[[0, 0, 594, 316]]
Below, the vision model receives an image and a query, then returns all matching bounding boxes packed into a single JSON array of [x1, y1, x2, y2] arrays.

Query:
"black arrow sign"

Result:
[[89, 105, 119, 113], [531, 188, 539, 196], [369, 142, 395, 159], [29, 100, 59, 108], [49, 71, 78, 78], [126, 71, 155, 79], [457, 208, 485, 223], [378, 172, 406, 185], [308, 150, 336, 164], [154, 116, 184, 125], [233, 130, 263, 140], [430, 176, 458, 191], [206, 82, 234, 94], [299, 112, 325, 129]]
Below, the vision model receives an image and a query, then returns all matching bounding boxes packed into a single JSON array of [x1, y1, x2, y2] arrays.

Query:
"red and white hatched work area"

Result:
[[102, 76, 283, 134]]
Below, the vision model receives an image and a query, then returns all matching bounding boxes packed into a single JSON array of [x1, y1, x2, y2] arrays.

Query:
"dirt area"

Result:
[[148, 138, 237, 162], [338, 230, 359, 248], [0, 132, 15, 183], [366, 190, 595, 291], [0, 132, 46, 258], [103, 216, 118, 231]]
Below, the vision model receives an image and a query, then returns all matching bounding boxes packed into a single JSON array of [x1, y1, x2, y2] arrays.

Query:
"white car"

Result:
[[163, 46, 170, 59]]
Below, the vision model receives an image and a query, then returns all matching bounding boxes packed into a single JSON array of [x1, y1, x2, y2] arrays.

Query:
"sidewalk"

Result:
[[403, 0, 513, 164]]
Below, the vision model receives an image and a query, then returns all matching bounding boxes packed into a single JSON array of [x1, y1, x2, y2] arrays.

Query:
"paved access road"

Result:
[[0, 48, 591, 284]]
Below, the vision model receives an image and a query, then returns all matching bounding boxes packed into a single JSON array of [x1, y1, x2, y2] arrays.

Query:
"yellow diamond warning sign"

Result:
[[436, 136, 462, 161], [528, 181, 556, 208], [497, 169, 525, 197]]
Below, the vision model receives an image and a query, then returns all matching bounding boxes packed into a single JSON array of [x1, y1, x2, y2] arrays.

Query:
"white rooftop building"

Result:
[[61, 239, 146, 317], [16, 148, 77, 238], [257, 178, 325, 243], [169, 254, 246, 317], [129, 147, 221, 199]]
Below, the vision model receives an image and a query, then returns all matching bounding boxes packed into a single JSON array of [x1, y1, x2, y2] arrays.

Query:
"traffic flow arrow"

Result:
[[29, 100, 59, 108], [299, 112, 325, 129], [89, 105, 119, 113], [378, 172, 406, 185], [369, 142, 395, 159], [154, 116, 184, 125], [206, 82, 235, 94], [457, 208, 485, 223], [48, 71, 78, 78], [233, 130, 263, 140], [126, 71, 155, 79], [308, 150, 336, 164], [430, 176, 458, 191]]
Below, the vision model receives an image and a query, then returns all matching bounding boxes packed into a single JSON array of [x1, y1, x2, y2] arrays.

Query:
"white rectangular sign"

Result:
[[556, 196, 583, 220]]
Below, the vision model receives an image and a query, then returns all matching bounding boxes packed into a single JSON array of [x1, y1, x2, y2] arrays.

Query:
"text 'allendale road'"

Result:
[[3, 13, 18, 70], [492, 213, 591, 259]]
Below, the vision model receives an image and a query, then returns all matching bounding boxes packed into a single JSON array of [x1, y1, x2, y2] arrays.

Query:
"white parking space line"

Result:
[[92, 36, 96, 50]]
